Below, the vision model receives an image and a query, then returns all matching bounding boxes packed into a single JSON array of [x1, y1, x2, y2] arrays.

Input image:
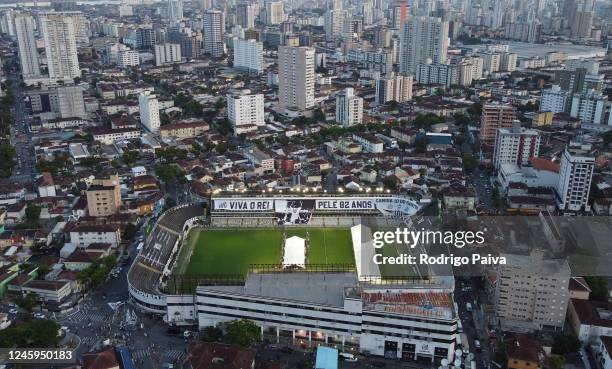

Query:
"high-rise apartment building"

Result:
[[278, 46, 315, 111], [42, 11, 89, 45], [335, 88, 363, 128], [139, 92, 161, 132], [179, 35, 200, 59], [570, 91, 607, 125], [493, 122, 541, 170], [237, 4, 256, 29], [495, 250, 571, 331], [540, 85, 569, 113], [203, 10, 225, 57], [265, 1, 284, 25], [375, 74, 413, 105], [233, 38, 263, 74], [86, 174, 122, 217], [14, 13, 41, 80], [55, 85, 86, 119], [136, 27, 156, 49], [479, 103, 517, 147], [500, 53, 517, 72], [399, 16, 448, 74], [41, 13, 81, 82], [227, 91, 265, 130], [167, 0, 183, 23], [154, 43, 182, 66], [118, 50, 140, 68], [555, 142, 595, 212]]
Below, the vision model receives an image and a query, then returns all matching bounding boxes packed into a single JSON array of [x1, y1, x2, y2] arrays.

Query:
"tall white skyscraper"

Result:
[[233, 38, 263, 74], [139, 92, 161, 132], [399, 16, 449, 74], [278, 46, 315, 111], [168, 0, 183, 22], [227, 91, 265, 129], [556, 142, 595, 212], [41, 14, 81, 82], [203, 10, 225, 58], [15, 13, 41, 79], [265, 1, 284, 25], [335, 88, 363, 128]]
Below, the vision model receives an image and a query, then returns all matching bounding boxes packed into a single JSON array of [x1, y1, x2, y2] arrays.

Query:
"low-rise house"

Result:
[[441, 183, 477, 210], [568, 298, 612, 344], [68, 224, 122, 248]]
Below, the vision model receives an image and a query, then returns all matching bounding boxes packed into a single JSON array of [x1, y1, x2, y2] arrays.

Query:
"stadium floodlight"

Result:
[[303, 188, 309, 193], [338, 187, 344, 193], [386, 189, 391, 193], [366, 188, 371, 193]]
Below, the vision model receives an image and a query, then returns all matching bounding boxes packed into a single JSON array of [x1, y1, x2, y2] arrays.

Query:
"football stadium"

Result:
[[127, 195, 460, 363]]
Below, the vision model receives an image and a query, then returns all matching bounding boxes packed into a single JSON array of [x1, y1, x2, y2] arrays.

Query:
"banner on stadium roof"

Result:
[[275, 199, 315, 225], [213, 198, 274, 212], [213, 196, 421, 217]]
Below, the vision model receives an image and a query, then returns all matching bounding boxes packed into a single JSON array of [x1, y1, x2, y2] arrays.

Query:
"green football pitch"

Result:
[[175, 228, 355, 277]]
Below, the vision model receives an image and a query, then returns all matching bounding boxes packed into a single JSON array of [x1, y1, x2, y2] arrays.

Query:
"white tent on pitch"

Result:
[[282, 236, 306, 268]]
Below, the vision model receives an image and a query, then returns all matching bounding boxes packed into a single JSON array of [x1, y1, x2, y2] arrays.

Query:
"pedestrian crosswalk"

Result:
[[80, 336, 98, 347], [62, 306, 107, 324], [163, 349, 186, 363], [132, 348, 151, 361], [131, 349, 185, 363]]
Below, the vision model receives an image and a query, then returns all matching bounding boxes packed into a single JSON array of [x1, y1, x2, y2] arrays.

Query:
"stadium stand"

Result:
[[128, 204, 204, 313]]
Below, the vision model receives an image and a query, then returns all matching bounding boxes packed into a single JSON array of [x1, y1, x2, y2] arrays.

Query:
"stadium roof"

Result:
[[201, 272, 358, 307], [283, 236, 306, 268]]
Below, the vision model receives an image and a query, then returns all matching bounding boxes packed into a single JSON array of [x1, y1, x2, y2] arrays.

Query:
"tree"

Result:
[[547, 356, 565, 369], [414, 137, 429, 153], [383, 176, 399, 191], [313, 108, 326, 121], [215, 142, 229, 154], [15, 293, 39, 312], [0, 319, 60, 348], [225, 319, 260, 347], [77, 256, 116, 288], [156, 164, 185, 184], [201, 326, 223, 342], [0, 143, 16, 178], [551, 334, 581, 355], [25, 205, 42, 224], [492, 186, 503, 208], [414, 113, 444, 128], [463, 155, 478, 174], [454, 113, 471, 126], [122, 150, 140, 167], [584, 276, 610, 301], [123, 223, 137, 241]]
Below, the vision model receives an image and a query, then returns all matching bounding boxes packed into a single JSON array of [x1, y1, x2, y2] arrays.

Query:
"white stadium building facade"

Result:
[[127, 195, 460, 363]]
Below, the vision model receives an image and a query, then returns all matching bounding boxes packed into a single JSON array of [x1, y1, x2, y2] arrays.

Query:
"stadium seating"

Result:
[[128, 204, 204, 296]]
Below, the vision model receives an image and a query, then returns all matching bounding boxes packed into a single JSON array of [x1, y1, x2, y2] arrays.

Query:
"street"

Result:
[[7, 74, 37, 182]]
